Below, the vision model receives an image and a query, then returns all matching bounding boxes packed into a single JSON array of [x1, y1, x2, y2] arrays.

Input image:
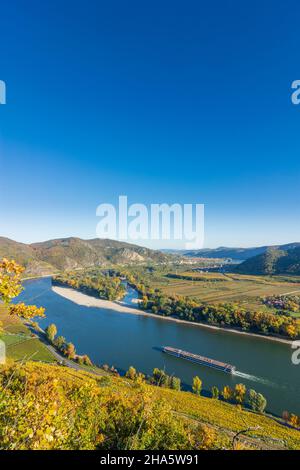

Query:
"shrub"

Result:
[[247, 389, 267, 413]]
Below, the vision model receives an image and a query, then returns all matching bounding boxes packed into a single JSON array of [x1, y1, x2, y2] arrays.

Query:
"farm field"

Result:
[[0, 304, 55, 363], [149, 271, 300, 311]]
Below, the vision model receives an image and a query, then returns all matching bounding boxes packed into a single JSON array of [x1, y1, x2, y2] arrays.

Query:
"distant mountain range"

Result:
[[164, 243, 300, 261], [2, 236, 300, 277], [236, 246, 300, 276], [0, 237, 172, 276]]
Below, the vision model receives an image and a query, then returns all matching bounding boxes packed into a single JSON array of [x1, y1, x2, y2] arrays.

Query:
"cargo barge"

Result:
[[163, 346, 236, 374]]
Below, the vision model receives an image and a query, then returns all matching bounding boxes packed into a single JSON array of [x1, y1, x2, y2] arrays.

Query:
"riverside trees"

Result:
[[45, 324, 57, 342], [53, 271, 126, 301], [140, 291, 300, 339]]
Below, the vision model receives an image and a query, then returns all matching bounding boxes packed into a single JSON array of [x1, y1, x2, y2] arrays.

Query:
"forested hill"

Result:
[[0, 236, 172, 275], [235, 247, 300, 275], [177, 243, 300, 261]]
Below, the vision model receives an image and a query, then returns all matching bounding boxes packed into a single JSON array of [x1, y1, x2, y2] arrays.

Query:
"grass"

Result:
[[0, 333, 30, 347], [5, 338, 55, 362], [0, 304, 55, 363]]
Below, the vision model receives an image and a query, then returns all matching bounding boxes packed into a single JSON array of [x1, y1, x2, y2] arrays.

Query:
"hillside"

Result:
[[1, 361, 300, 450], [0, 236, 172, 275], [236, 247, 300, 275], [167, 243, 300, 261]]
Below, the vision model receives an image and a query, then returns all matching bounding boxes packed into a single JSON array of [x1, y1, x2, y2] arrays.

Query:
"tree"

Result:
[[247, 389, 267, 413], [65, 342, 76, 359], [285, 323, 297, 339], [53, 336, 66, 350], [135, 372, 146, 385], [222, 385, 233, 401], [211, 386, 219, 399], [282, 410, 290, 423], [82, 355, 92, 366], [234, 383, 246, 404], [152, 368, 169, 387], [45, 324, 57, 343], [192, 376, 202, 395], [289, 414, 300, 428], [126, 366, 137, 380], [0, 258, 45, 319], [170, 376, 181, 391]]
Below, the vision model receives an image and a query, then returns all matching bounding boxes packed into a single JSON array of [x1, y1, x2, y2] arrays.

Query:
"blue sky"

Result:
[[0, 0, 300, 248]]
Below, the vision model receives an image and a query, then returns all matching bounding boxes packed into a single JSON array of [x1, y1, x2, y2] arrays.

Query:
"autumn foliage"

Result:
[[0, 362, 224, 450], [0, 258, 45, 319]]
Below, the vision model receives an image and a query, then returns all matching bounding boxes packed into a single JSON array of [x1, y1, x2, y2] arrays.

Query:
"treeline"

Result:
[[53, 271, 126, 301], [139, 292, 300, 339], [166, 273, 224, 282], [43, 323, 92, 366], [111, 269, 300, 339], [125, 366, 267, 413]]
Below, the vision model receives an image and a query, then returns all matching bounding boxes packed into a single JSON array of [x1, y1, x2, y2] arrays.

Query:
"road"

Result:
[[29, 325, 108, 377]]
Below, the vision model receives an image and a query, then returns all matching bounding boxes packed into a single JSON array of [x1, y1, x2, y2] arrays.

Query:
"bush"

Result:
[[247, 389, 267, 413]]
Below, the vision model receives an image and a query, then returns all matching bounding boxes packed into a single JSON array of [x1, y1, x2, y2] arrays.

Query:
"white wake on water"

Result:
[[232, 370, 276, 387]]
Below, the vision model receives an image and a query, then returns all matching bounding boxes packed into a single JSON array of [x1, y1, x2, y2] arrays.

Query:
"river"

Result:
[[16, 277, 300, 416]]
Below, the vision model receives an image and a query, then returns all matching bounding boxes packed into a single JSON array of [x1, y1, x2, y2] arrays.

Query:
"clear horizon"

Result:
[[1, 0, 300, 248], [1, 232, 299, 251]]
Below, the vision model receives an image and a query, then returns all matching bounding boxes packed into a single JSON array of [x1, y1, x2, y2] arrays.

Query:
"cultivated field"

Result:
[[149, 271, 300, 312], [0, 304, 55, 363]]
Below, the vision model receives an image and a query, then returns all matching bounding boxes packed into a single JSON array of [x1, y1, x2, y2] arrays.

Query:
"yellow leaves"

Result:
[[289, 414, 300, 428], [285, 323, 297, 339], [0, 258, 24, 305], [193, 424, 217, 450], [0, 258, 24, 275], [192, 376, 202, 395], [8, 303, 45, 319], [233, 441, 254, 450], [0, 258, 45, 320], [234, 383, 247, 404], [1, 361, 300, 450], [96, 433, 105, 445], [222, 385, 233, 401]]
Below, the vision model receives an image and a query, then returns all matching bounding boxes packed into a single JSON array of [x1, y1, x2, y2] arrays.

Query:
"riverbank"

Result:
[[52, 285, 293, 345]]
